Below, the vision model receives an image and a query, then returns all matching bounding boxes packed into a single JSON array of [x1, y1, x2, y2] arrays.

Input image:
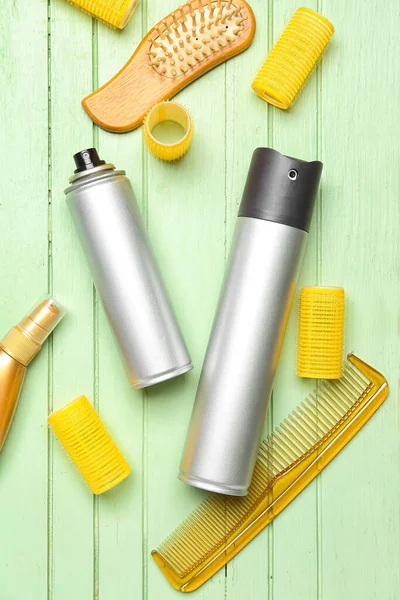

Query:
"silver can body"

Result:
[[179, 217, 307, 495], [65, 167, 192, 388]]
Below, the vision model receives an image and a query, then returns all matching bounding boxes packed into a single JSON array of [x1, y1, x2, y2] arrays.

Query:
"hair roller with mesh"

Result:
[[48, 395, 131, 494], [252, 7, 334, 110], [297, 286, 345, 379]]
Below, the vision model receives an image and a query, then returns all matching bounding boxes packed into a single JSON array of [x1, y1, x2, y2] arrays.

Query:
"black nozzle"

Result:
[[73, 148, 105, 174], [238, 148, 323, 232]]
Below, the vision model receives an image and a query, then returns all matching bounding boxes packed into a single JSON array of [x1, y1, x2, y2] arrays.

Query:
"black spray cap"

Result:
[[238, 148, 323, 232], [73, 148, 106, 173]]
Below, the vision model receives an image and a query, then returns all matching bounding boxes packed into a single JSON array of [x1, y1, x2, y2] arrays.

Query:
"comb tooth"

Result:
[[179, 39, 184, 47], [310, 391, 340, 424], [319, 381, 349, 413], [347, 363, 370, 387], [280, 420, 308, 454], [173, 44, 178, 52], [199, 23, 205, 33], [165, 534, 192, 569], [342, 371, 366, 398], [258, 453, 279, 478], [273, 427, 302, 459], [298, 402, 327, 436], [287, 412, 317, 446], [253, 461, 271, 486], [306, 396, 335, 429], [344, 366, 367, 391], [202, 35, 211, 43], [193, 42, 202, 49], [317, 389, 343, 420], [187, 57, 196, 66], [171, 68, 177, 76], [279, 420, 309, 453], [217, 38, 227, 47], [194, 52, 202, 61], [265, 440, 289, 469], [180, 63, 189, 72], [331, 378, 358, 403], [269, 433, 293, 463], [271, 431, 297, 462], [181, 521, 209, 554], [178, 53, 184, 60], [146, 50, 157, 57], [233, 26, 242, 35], [209, 30, 218, 39], [265, 443, 286, 472], [322, 380, 353, 410], [227, 0, 234, 7], [210, 42, 219, 51], [185, 47, 193, 54]]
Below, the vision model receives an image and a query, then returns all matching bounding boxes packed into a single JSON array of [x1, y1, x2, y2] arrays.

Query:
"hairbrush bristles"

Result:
[[150, 1, 247, 77], [82, 0, 255, 131], [152, 354, 388, 592]]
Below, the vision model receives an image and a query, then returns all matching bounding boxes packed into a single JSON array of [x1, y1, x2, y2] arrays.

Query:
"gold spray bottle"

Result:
[[0, 298, 65, 451]]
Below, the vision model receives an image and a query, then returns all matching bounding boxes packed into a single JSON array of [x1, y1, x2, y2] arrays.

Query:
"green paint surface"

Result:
[[0, 1, 399, 599]]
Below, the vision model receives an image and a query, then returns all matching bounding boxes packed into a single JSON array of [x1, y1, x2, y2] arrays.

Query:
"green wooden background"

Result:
[[0, 0, 399, 598]]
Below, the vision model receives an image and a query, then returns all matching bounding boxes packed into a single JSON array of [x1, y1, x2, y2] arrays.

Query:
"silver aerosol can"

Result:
[[65, 148, 192, 388], [179, 148, 323, 495]]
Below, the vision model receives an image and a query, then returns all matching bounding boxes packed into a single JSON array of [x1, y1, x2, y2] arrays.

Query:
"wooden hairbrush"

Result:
[[82, 0, 256, 132]]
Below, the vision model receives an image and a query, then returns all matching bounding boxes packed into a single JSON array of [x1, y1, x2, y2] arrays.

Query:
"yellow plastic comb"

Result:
[[48, 395, 131, 495], [152, 354, 388, 592], [297, 286, 345, 379], [252, 7, 334, 109], [68, 0, 139, 29]]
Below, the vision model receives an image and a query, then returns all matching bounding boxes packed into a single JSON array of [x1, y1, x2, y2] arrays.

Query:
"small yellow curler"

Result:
[[143, 101, 193, 161], [48, 395, 131, 494], [68, 0, 139, 29], [252, 7, 334, 110], [297, 286, 345, 379]]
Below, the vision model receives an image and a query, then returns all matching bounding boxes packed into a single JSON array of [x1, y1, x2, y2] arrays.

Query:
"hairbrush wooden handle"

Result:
[[82, 0, 256, 132]]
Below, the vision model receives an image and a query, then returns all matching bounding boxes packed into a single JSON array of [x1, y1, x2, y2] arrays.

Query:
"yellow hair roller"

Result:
[[68, 0, 139, 29], [48, 395, 131, 494], [143, 101, 193, 161], [297, 286, 345, 379], [252, 7, 334, 109]]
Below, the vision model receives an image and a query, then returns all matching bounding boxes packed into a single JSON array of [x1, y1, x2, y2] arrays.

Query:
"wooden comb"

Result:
[[152, 354, 388, 592], [82, 0, 256, 132]]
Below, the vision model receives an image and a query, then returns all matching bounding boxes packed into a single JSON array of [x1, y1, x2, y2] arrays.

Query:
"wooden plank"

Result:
[[96, 7, 145, 599], [49, 1, 95, 598], [0, 0, 49, 597], [224, 0, 271, 597], [144, 1, 228, 598], [268, 1, 323, 598], [319, 1, 400, 598]]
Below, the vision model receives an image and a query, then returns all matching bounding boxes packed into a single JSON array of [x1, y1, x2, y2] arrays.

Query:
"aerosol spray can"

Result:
[[65, 148, 192, 388], [179, 148, 323, 495]]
